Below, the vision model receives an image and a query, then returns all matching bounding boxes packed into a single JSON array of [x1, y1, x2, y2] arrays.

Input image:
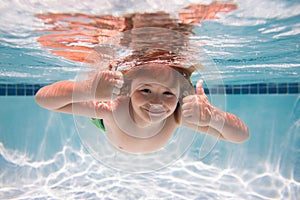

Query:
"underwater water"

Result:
[[0, 0, 299, 199]]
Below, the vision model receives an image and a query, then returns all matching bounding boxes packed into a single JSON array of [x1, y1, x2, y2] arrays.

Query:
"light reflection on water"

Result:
[[0, 140, 298, 200], [0, 0, 299, 84]]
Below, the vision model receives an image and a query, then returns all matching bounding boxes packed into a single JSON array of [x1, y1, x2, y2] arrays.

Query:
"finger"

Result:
[[114, 71, 123, 79], [109, 77, 123, 86], [184, 117, 197, 125], [181, 101, 192, 110], [182, 95, 195, 104], [182, 109, 193, 118], [113, 79, 124, 88], [181, 103, 191, 111], [102, 70, 122, 80], [196, 80, 205, 95]]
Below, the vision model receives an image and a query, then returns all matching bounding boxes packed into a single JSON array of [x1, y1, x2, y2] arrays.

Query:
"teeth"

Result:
[[149, 104, 164, 109], [148, 105, 165, 114], [148, 109, 166, 115], [143, 104, 167, 116], [150, 104, 163, 108], [149, 110, 165, 114]]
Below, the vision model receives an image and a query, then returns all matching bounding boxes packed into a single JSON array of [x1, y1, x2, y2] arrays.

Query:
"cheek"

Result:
[[131, 93, 147, 105], [164, 97, 178, 110]]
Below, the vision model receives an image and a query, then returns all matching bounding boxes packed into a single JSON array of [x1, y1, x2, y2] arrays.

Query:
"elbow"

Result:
[[34, 90, 48, 109], [34, 89, 55, 111], [241, 126, 250, 143], [231, 126, 250, 143], [34, 90, 43, 107]]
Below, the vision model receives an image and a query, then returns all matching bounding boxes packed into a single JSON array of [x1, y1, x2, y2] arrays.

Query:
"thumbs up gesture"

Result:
[[91, 70, 124, 101], [181, 80, 214, 127]]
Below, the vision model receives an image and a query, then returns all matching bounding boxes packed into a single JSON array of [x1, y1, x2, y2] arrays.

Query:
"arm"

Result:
[[36, 13, 127, 63], [34, 70, 123, 117], [181, 80, 249, 143], [209, 108, 249, 142], [34, 80, 89, 111], [178, 1, 237, 24]]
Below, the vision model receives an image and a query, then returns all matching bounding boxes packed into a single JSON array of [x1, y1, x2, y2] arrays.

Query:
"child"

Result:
[[35, 2, 248, 153], [35, 60, 249, 153]]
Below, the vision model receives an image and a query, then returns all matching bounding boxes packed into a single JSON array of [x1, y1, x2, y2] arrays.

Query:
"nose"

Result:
[[149, 94, 162, 104]]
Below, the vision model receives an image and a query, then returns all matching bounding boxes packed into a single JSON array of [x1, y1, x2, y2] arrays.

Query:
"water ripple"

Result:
[[0, 141, 299, 199]]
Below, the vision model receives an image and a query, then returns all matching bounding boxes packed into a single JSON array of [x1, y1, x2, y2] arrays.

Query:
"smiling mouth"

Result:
[[144, 108, 166, 115]]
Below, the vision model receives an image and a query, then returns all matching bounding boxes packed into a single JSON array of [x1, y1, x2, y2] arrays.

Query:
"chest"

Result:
[[104, 114, 177, 153]]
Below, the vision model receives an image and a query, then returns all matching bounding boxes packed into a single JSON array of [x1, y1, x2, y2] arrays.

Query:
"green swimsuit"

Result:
[[90, 118, 106, 132]]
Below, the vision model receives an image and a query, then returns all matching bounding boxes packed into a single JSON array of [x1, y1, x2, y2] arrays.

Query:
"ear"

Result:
[[186, 65, 196, 76]]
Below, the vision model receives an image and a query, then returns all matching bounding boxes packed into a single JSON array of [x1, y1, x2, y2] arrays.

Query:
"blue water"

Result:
[[0, 0, 300, 199]]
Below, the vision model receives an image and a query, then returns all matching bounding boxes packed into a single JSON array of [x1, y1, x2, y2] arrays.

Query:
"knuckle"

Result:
[[101, 70, 109, 76]]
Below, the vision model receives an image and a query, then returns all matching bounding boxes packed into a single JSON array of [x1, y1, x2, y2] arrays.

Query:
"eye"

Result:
[[163, 91, 174, 96], [140, 89, 151, 94]]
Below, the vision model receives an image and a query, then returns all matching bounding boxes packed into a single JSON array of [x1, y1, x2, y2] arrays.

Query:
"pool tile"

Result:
[[250, 84, 258, 94], [7, 84, 16, 96], [288, 83, 298, 94], [268, 83, 277, 94], [210, 87, 218, 94], [259, 83, 267, 94], [233, 85, 241, 94], [225, 86, 233, 94], [0, 84, 6, 95], [16, 84, 25, 96], [217, 86, 226, 94], [278, 83, 287, 94], [241, 85, 249, 94], [0, 82, 299, 96], [25, 84, 33, 96]]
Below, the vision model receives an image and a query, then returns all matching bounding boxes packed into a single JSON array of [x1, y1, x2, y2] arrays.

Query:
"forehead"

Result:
[[130, 64, 179, 88]]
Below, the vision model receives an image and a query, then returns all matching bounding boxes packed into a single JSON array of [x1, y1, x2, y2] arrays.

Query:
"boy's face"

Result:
[[129, 65, 180, 125]]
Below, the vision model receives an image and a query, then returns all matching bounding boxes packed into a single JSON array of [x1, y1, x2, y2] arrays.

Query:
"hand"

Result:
[[91, 70, 124, 101], [181, 80, 214, 126]]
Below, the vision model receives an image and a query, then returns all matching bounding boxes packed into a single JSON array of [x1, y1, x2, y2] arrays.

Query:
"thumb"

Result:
[[196, 80, 205, 95]]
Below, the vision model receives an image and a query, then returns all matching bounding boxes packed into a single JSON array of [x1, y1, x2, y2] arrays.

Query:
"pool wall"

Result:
[[0, 84, 299, 199]]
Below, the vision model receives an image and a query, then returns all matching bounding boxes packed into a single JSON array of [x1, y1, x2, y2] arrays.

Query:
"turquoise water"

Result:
[[0, 0, 300, 199], [0, 95, 299, 199]]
